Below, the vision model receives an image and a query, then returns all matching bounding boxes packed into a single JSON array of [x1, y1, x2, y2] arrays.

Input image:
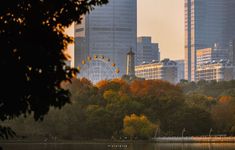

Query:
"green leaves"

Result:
[[0, 0, 108, 121]]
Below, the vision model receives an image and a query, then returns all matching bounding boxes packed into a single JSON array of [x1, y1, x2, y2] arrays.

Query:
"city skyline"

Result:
[[185, 0, 235, 81], [66, 0, 184, 62], [74, 0, 137, 80]]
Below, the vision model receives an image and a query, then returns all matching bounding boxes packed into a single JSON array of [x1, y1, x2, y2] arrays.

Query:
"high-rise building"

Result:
[[137, 37, 160, 65], [185, 0, 235, 81], [135, 59, 177, 84], [196, 44, 229, 67], [74, 0, 137, 80], [175, 60, 185, 83], [229, 40, 235, 66]]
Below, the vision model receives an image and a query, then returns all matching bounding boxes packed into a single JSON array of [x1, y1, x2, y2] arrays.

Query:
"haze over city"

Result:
[[66, 0, 184, 60]]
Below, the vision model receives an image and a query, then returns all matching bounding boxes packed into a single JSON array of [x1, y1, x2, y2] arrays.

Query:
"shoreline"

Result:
[[1, 137, 235, 144], [152, 137, 235, 143]]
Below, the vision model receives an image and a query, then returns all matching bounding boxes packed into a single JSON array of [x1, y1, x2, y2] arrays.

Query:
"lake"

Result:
[[1, 143, 235, 150]]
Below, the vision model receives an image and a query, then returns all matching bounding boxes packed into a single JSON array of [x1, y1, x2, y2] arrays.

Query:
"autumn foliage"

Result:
[[4, 79, 235, 139]]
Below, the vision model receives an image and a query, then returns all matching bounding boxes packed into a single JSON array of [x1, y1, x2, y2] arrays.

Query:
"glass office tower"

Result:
[[74, 0, 137, 80], [185, 0, 235, 81]]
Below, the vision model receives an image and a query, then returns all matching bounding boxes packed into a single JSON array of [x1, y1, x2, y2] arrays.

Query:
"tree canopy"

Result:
[[123, 114, 157, 139], [7, 78, 235, 140], [0, 0, 108, 121]]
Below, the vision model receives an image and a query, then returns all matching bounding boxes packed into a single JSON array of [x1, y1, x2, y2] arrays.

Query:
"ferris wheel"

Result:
[[77, 55, 120, 83]]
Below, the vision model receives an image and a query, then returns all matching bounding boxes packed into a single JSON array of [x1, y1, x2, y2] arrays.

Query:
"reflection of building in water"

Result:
[[74, 0, 137, 79], [135, 59, 177, 84]]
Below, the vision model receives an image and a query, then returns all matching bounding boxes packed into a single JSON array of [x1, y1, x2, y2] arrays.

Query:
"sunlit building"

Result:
[[137, 36, 160, 65], [185, 0, 235, 81], [196, 61, 235, 81], [135, 59, 177, 84], [196, 43, 229, 67], [74, 0, 137, 79]]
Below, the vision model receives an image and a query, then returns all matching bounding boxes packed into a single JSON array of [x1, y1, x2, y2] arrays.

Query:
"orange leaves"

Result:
[[129, 80, 183, 98], [219, 96, 232, 104], [123, 114, 157, 139], [96, 80, 109, 89]]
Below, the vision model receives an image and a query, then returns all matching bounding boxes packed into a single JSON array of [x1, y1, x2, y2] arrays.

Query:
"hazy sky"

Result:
[[138, 0, 184, 60], [66, 0, 185, 61]]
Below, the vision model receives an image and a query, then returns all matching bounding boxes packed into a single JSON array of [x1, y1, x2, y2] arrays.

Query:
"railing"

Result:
[[152, 136, 235, 143]]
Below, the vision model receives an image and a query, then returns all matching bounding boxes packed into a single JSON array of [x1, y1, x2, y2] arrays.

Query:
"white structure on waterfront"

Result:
[[196, 61, 235, 82], [137, 36, 160, 65], [74, 0, 137, 80], [135, 59, 177, 84]]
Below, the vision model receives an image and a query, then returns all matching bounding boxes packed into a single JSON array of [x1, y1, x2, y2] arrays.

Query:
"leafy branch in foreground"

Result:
[[0, 0, 108, 122]]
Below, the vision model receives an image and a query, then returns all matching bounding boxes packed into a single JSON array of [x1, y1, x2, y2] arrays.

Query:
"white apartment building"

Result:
[[135, 59, 177, 84], [196, 61, 235, 81]]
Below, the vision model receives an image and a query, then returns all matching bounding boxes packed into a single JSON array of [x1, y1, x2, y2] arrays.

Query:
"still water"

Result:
[[1, 143, 235, 150]]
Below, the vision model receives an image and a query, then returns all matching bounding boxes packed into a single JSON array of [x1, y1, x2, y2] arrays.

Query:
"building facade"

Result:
[[137, 37, 160, 65], [196, 44, 229, 67], [74, 0, 137, 78], [196, 61, 235, 81], [175, 60, 185, 83], [135, 59, 177, 84], [126, 49, 135, 76], [185, 0, 235, 81], [229, 40, 235, 66]]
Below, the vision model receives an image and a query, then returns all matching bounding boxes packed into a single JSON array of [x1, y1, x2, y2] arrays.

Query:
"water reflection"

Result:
[[1, 143, 235, 150]]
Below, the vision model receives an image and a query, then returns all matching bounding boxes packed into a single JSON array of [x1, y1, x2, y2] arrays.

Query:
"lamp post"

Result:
[[154, 127, 159, 139], [209, 128, 213, 137], [182, 128, 186, 138]]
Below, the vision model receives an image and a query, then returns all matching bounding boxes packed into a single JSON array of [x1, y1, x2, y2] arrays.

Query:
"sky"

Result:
[[66, 0, 185, 61]]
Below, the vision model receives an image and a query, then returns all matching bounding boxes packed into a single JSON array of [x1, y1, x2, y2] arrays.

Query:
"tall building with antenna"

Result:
[[74, 0, 137, 79]]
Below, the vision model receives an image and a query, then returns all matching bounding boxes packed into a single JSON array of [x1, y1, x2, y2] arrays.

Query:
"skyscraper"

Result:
[[137, 37, 160, 65], [174, 60, 185, 83], [74, 0, 137, 80], [185, 0, 235, 81], [229, 40, 235, 66]]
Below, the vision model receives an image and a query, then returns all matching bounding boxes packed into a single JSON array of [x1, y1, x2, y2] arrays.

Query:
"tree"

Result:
[[85, 105, 115, 139], [123, 114, 157, 140], [185, 93, 216, 111], [211, 96, 235, 134], [0, 0, 108, 121], [169, 107, 212, 136], [0, 1, 109, 141]]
